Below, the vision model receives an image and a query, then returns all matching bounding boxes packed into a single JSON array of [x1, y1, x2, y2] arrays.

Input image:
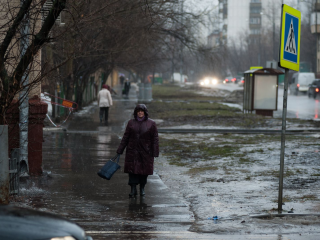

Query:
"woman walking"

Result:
[[117, 104, 159, 197], [97, 84, 113, 125]]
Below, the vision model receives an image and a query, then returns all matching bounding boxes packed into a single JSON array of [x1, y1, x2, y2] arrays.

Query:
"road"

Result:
[[197, 82, 320, 120], [278, 88, 320, 120]]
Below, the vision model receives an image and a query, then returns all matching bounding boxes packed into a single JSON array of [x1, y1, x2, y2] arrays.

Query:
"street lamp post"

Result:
[[179, 0, 184, 83], [258, 11, 263, 66]]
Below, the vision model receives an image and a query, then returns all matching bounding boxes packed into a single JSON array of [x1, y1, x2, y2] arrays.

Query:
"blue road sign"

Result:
[[279, 4, 301, 71], [283, 13, 299, 63]]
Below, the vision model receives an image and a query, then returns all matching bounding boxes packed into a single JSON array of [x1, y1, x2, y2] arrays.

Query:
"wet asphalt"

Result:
[[26, 84, 318, 240]]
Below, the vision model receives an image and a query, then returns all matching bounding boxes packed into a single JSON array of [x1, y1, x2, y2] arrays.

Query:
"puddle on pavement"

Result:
[[152, 203, 187, 208], [152, 214, 194, 223]]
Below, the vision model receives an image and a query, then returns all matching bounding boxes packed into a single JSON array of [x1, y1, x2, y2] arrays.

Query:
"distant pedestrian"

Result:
[[123, 78, 131, 96], [120, 75, 125, 85], [105, 84, 117, 95], [116, 104, 159, 197], [97, 84, 113, 125]]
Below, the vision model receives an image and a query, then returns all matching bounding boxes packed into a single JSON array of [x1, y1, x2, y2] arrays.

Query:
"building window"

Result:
[[250, 29, 261, 35], [250, 7, 261, 13], [251, 0, 261, 2], [250, 17, 261, 24]]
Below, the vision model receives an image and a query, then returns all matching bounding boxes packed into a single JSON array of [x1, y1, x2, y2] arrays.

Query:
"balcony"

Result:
[[250, 2, 261, 8], [311, 12, 320, 33], [250, 24, 261, 28], [250, 12, 261, 18]]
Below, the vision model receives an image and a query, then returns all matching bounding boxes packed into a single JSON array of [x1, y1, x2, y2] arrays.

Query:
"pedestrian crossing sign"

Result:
[[279, 4, 301, 71]]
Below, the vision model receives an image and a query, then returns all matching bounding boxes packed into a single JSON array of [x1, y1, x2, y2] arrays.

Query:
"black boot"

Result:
[[129, 184, 137, 197], [140, 184, 145, 196]]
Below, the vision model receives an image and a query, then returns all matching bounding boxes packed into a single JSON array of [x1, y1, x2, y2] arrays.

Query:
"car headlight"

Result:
[[51, 237, 76, 240], [212, 79, 218, 85], [204, 79, 209, 85]]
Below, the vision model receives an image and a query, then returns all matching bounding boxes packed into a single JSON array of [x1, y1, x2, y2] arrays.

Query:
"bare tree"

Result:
[[0, 0, 66, 124], [40, 0, 206, 108]]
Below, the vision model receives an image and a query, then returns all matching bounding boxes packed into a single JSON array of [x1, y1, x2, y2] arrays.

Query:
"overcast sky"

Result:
[[185, 0, 219, 12], [183, 0, 219, 41]]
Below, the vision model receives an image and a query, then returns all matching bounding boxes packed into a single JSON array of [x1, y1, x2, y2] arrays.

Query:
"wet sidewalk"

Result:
[[39, 84, 196, 239]]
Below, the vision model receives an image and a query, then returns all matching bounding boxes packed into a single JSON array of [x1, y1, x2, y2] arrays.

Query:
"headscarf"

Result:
[[102, 84, 110, 90]]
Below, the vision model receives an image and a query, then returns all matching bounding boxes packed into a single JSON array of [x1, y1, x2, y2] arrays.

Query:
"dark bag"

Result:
[[122, 89, 125, 94], [97, 154, 121, 180]]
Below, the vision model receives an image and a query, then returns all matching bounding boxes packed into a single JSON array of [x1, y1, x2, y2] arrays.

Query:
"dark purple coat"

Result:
[[117, 118, 159, 175]]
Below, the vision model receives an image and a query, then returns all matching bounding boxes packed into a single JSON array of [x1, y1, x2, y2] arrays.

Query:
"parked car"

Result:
[[0, 205, 92, 240], [307, 79, 320, 99], [238, 77, 245, 87], [223, 76, 236, 84], [289, 72, 315, 95], [235, 75, 243, 84]]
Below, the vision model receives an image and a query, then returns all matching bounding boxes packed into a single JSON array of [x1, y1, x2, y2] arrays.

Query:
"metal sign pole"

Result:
[[278, 67, 289, 213], [278, 4, 300, 213]]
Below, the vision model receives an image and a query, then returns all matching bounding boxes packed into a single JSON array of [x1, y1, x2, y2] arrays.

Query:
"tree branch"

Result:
[[12, 0, 66, 89], [0, 0, 33, 89]]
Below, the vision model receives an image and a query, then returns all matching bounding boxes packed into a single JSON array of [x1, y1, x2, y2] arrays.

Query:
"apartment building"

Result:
[[311, 0, 320, 73], [217, 0, 305, 47]]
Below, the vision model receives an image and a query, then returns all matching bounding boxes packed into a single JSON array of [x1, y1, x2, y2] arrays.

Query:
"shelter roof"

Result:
[[244, 68, 284, 75]]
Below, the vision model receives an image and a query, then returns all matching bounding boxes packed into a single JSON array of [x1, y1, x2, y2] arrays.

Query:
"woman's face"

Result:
[[137, 109, 145, 118]]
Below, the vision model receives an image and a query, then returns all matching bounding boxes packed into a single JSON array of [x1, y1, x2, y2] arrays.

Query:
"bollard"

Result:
[[144, 83, 153, 102], [138, 83, 145, 102], [0, 125, 9, 204]]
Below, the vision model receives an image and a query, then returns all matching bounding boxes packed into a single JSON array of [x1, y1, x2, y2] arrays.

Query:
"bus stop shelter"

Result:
[[243, 68, 284, 117]]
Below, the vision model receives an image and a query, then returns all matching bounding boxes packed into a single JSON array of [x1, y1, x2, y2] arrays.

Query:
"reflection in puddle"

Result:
[[61, 181, 73, 190], [128, 197, 148, 211], [96, 135, 112, 164], [61, 150, 72, 170], [315, 100, 319, 119]]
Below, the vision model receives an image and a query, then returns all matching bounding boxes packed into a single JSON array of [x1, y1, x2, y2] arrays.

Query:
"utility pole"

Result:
[[179, 0, 184, 83], [258, 11, 263, 66], [273, 5, 276, 61], [171, 46, 175, 83], [316, 0, 319, 72]]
